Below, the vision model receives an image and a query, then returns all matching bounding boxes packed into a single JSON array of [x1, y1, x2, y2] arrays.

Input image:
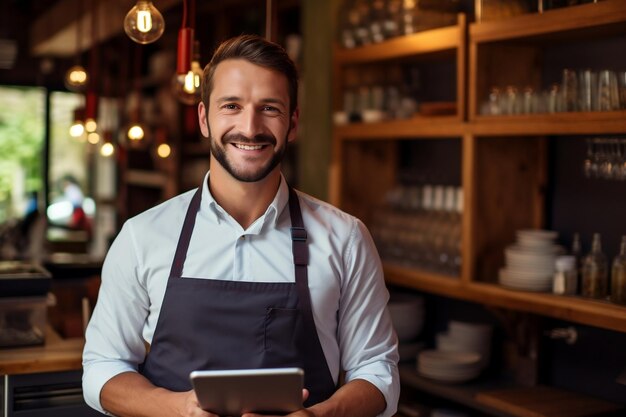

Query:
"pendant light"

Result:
[[84, 0, 101, 137], [127, 45, 146, 142], [69, 107, 86, 138], [124, 1, 165, 44], [172, 0, 201, 105], [100, 130, 115, 157], [65, 0, 88, 92]]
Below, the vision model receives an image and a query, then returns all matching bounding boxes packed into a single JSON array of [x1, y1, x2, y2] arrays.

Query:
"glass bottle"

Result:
[[581, 233, 608, 299], [571, 232, 583, 294], [611, 236, 626, 305]]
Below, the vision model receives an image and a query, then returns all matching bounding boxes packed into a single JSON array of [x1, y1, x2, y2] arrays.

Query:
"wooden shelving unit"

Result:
[[331, 2, 626, 413]]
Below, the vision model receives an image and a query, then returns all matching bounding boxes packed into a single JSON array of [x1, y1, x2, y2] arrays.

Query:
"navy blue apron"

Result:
[[140, 185, 336, 407]]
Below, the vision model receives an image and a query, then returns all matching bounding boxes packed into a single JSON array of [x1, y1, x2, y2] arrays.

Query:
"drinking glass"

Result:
[[562, 68, 578, 112], [578, 69, 597, 112], [596, 70, 620, 111], [617, 71, 626, 110]]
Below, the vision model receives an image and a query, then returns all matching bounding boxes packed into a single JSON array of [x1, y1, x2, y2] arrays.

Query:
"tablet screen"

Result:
[[190, 367, 304, 415]]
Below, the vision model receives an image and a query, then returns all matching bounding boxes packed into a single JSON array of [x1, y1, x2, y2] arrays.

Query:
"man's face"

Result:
[[198, 58, 298, 183]]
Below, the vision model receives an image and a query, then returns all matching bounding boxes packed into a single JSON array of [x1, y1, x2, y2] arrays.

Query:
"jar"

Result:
[[553, 256, 577, 295]]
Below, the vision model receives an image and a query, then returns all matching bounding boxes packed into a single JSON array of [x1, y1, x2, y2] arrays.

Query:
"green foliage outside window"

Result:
[[0, 86, 46, 223]]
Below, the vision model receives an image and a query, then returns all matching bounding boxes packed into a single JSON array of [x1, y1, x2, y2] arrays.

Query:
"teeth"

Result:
[[234, 143, 263, 151]]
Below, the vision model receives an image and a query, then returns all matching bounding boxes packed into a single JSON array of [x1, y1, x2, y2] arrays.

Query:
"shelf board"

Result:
[[384, 263, 464, 299], [334, 23, 462, 65], [125, 170, 168, 188], [400, 365, 624, 417], [399, 364, 518, 417], [469, 282, 626, 333], [470, 0, 626, 43], [385, 264, 626, 333], [334, 111, 626, 140], [335, 117, 465, 140], [471, 111, 626, 136]]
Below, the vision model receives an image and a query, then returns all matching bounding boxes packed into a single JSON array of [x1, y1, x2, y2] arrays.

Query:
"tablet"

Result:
[[189, 367, 304, 415]]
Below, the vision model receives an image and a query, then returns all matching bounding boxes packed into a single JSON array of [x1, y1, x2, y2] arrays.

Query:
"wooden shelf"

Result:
[[468, 282, 626, 333], [336, 111, 626, 140], [471, 111, 626, 135], [335, 117, 465, 140], [385, 264, 626, 333], [400, 365, 624, 417], [384, 263, 464, 299], [334, 18, 464, 65], [470, 0, 626, 43], [399, 364, 518, 417]]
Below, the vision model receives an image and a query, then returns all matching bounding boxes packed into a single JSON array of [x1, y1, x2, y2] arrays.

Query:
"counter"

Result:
[[0, 326, 83, 375]]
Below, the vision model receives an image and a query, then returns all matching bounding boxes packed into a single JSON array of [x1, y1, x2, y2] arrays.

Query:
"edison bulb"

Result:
[[128, 124, 145, 140], [69, 121, 85, 138], [87, 132, 100, 145], [173, 60, 202, 105], [100, 142, 115, 157], [124, 1, 165, 44], [65, 65, 88, 92], [84, 118, 98, 133], [157, 143, 171, 158]]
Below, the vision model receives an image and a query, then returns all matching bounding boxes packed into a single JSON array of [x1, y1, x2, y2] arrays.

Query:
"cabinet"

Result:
[[331, 1, 626, 416]]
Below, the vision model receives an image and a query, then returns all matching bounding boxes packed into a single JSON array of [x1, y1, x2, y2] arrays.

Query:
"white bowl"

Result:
[[388, 293, 424, 342]]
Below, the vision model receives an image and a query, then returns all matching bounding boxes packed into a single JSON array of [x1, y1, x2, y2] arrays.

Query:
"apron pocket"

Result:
[[264, 307, 302, 357]]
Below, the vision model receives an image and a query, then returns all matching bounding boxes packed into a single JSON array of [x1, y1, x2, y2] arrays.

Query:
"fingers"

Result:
[[302, 388, 309, 402]]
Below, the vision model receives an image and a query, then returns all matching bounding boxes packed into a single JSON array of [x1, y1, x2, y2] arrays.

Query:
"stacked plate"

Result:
[[437, 320, 493, 369], [417, 350, 482, 383], [499, 229, 560, 292]]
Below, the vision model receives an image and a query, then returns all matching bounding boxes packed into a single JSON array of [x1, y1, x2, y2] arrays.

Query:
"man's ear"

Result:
[[287, 107, 299, 143], [198, 102, 210, 138]]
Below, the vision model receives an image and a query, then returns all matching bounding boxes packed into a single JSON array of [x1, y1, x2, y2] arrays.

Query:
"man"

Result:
[[83, 34, 399, 417]]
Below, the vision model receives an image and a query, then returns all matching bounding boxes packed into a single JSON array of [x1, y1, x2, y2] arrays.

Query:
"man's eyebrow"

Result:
[[214, 96, 286, 108], [260, 97, 287, 107], [215, 96, 241, 103]]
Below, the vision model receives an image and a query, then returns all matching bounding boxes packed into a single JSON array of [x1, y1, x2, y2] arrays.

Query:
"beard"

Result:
[[209, 127, 288, 183]]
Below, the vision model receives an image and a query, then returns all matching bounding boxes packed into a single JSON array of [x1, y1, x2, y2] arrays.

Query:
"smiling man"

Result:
[[83, 35, 399, 417]]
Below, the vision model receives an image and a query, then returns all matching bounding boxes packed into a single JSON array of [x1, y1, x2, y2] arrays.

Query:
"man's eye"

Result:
[[223, 104, 238, 110], [263, 106, 279, 112]]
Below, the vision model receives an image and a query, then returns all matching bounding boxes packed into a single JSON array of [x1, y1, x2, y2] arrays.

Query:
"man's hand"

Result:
[[178, 390, 220, 417], [101, 372, 218, 417], [241, 389, 313, 417]]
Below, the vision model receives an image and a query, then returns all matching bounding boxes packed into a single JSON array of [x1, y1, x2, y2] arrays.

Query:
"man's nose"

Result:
[[237, 108, 263, 139]]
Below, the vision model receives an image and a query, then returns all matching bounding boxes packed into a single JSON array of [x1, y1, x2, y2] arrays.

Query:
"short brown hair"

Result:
[[201, 35, 299, 115]]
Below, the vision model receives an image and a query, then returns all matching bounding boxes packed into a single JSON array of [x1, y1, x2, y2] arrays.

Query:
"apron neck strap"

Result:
[[288, 187, 309, 267], [170, 186, 202, 278]]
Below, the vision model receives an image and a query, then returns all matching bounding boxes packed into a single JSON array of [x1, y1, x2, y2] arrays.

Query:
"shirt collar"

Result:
[[199, 171, 290, 230]]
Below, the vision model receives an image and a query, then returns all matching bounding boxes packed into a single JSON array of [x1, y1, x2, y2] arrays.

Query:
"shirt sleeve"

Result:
[[82, 221, 151, 414], [338, 218, 400, 417]]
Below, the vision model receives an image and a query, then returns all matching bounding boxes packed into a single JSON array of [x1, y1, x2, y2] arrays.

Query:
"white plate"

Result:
[[516, 229, 558, 240]]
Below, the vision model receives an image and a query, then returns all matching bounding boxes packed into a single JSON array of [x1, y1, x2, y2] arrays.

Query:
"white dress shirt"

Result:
[[82, 173, 399, 416]]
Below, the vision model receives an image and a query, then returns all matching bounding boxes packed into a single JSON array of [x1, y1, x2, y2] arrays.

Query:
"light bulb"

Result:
[[157, 143, 171, 158], [84, 118, 98, 133], [124, 1, 165, 44], [172, 60, 202, 105], [65, 65, 88, 92], [128, 124, 145, 140], [87, 132, 100, 144], [69, 122, 85, 138], [100, 142, 115, 157]]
